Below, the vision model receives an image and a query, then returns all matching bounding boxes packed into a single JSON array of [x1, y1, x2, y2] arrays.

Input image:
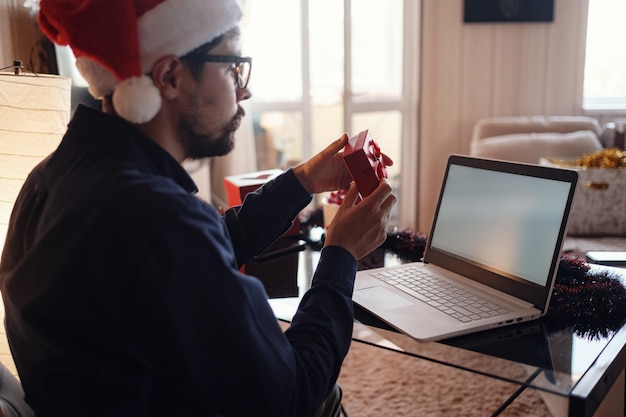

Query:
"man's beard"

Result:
[[179, 106, 245, 159]]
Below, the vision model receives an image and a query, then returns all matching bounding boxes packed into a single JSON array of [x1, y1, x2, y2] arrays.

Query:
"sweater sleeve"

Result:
[[113, 183, 357, 417], [223, 168, 312, 266], [284, 245, 358, 410]]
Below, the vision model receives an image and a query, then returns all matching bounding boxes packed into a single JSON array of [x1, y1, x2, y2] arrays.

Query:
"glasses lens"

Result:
[[236, 61, 251, 89]]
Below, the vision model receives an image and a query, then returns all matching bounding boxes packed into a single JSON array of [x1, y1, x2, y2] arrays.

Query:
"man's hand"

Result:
[[292, 134, 393, 195], [324, 179, 396, 260]]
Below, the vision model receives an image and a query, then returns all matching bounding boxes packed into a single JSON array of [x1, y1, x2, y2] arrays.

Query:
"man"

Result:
[[0, 0, 396, 416]]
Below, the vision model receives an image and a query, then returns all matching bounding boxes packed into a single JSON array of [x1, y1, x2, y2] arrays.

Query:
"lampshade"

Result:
[[0, 67, 71, 252]]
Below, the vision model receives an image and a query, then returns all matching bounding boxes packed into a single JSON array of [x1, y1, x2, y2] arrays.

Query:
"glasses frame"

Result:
[[182, 54, 252, 89]]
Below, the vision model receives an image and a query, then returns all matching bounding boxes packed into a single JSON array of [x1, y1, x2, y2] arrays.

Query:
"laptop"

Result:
[[353, 154, 578, 342]]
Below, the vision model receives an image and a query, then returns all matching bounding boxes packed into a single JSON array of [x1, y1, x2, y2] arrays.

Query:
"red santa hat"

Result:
[[38, 0, 242, 124]]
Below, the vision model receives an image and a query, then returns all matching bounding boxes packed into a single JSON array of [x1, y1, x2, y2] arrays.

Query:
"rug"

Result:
[[337, 336, 553, 417]]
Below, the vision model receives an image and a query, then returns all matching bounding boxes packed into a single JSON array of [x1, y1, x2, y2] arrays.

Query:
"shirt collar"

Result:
[[69, 105, 198, 194]]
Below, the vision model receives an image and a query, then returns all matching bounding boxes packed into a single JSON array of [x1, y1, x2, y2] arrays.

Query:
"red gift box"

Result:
[[224, 169, 284, 206], [342, 129, 387, 198], [223, 168, 300, 236]]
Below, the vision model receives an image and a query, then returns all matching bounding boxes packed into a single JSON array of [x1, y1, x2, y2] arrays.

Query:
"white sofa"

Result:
[[468, 115, 626, 258], [469, 115, 603, 164]]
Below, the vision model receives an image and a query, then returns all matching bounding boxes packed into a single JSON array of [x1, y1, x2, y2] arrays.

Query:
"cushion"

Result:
[[469, 130, 603, 164], [471, 116, 601, 141]]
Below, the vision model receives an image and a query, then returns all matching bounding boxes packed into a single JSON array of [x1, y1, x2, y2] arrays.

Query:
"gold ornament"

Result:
[[575, 148, 626, 168]]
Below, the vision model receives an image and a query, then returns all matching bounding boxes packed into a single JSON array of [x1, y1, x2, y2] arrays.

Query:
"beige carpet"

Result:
[[337, 326, 553, 417]]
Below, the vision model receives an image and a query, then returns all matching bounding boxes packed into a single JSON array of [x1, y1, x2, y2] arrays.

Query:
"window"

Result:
[[238, 0, 418, 227], [583, 0, 626, 110]]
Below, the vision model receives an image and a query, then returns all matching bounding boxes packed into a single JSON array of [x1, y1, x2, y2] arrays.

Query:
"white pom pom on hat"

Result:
[[38, 0, 243, 124], [113, 76, 162, 124]]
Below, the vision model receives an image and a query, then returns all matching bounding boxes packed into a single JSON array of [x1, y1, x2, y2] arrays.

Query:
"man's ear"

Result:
[[151, 56, 184, 100]]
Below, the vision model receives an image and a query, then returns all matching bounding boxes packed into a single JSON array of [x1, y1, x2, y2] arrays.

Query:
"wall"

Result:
[[0, 0, 56, 74], [417, 0, 591, 233]]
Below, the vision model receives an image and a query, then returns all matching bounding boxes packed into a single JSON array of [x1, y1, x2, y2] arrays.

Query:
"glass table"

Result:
[[268, 234, 626, 417]]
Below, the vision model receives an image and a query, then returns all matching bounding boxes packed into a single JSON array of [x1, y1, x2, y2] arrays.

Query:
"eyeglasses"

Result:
[[182, 54, 252, 89]]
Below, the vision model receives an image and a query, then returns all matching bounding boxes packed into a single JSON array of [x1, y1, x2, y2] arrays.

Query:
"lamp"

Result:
[[0, 60, 71, 252]]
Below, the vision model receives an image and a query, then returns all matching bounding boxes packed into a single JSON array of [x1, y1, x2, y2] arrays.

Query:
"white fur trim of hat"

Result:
[[39, 0, 242, 124]]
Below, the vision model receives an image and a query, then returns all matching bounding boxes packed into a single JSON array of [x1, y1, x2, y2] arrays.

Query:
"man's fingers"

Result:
[[367, 178, 393, 205], [340, 182, 360, 208], [326, 133, 349, 155]]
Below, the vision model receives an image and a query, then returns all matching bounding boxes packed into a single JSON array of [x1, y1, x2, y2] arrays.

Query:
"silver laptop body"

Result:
[[353, 154, 578, 342]]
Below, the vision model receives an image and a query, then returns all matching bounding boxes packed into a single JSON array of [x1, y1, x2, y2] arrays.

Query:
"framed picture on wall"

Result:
[[464, 0, 554, 23]]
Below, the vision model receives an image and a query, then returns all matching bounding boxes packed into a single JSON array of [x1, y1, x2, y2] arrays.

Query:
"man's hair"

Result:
[[180, 26, 240, 80], [180, 34, 226, 80]]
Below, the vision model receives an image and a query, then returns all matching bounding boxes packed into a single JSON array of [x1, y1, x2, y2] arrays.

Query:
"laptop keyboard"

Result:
[[370, 266, 513, 323]]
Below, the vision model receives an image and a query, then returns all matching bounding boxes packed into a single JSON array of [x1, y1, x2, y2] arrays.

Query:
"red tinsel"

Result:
[[546, 255, 626, 338], [382, 229, 427, 262]]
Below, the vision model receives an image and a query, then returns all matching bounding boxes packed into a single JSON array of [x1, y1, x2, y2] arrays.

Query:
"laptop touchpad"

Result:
[[355, 287, 413, 310]]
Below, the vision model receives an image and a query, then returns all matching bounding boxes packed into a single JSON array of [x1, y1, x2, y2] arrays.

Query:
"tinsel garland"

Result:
[[550, 147, 626, 169], [381, 229, 427, 262], [301, 208, 626, 337], [547, 255, 626, 338]]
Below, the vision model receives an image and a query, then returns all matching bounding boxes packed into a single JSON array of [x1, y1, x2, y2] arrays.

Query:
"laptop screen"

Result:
[[431, 163, 572, 286], [425, 155, 578, 309]]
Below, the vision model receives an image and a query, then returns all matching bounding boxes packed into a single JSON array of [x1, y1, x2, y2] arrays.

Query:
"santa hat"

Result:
[[38, 0, 242, 124]]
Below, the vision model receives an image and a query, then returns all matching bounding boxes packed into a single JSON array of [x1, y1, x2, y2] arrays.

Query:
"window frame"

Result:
[[246, 0, 419, 229]]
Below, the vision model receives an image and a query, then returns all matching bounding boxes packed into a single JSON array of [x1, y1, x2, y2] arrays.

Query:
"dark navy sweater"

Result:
[[0, 105, 357, 417]]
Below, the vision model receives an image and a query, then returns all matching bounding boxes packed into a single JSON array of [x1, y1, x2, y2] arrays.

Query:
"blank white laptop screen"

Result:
[[430, 164, 572, 287]]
